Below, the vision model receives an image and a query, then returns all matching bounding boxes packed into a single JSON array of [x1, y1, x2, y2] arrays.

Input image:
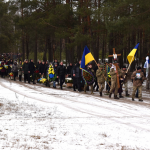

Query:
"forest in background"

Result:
[[0, 0, 150, 69]]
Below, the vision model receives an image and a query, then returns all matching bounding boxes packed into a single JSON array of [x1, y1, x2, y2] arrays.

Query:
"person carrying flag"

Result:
[[80, 46, 95, 93], [84, 63, 95, 94]]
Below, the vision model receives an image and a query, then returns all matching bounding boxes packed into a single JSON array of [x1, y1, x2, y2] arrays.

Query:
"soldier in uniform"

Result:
[[131, 66, 145, 102], [109, 65, 122, 99], [121, 66, 130, 96], [96, 65, 106, 96], [84, 63, 95, 94]]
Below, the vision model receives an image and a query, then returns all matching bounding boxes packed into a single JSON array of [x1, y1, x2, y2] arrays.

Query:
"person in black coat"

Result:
[[73, 60, 82, 92], [72, 64, 77, 91], [39, 61, 46, 77], [28, 59, 35, 84], [45, 61, 49, 76], [93, 62, 100, 91], [54, 64, 58, 82], [53, 59, 59, 67], [52, 63, 58, 88], [57, 61, 66, 89], [67, 63, 73, 78], [8, 59, 13, 74], [22, 59, 29, 83], [37, 60, 41, 70]]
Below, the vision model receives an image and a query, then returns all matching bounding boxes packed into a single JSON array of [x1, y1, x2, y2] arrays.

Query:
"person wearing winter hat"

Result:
[[131, 66, 146, 102]]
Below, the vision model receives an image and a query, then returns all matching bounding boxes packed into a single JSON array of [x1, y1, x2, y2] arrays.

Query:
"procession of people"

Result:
[[0, 52, 149, 103]]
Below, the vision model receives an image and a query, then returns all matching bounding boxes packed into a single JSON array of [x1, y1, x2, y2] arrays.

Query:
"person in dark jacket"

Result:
[[12, 61, 18, 81], [1, 60, 6, 78], [5, 60, 8, 76], [72, 64, 77, 91], [45, 61, 49, 76], [93, 62, 100, 91], [37, 60, 41, 70], [52, 63, 58, 88], [22, 59, 29, 83], [53, 59, 59, 67], [67, 63, 73, 77], [39, 61, 46, 77], [73, 60, 82, 92], [8, 59, 13, 74], [57, 61, 66, 89], [18, 61, 22, 81], [54, 63, 58, 83], [28, 59, 35, 84]]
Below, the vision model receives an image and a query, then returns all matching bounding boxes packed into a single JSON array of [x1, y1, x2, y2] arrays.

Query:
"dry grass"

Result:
[[30, 135, 41, 139], [121, 146, 142, 150]]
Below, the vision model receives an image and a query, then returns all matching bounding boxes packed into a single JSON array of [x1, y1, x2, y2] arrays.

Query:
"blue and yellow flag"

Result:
[[81, 46, 95, 69], [127, 43, 140, 64]]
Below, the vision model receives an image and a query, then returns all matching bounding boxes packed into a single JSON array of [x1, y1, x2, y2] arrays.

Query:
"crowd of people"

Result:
[[0, 57, 148, 102]]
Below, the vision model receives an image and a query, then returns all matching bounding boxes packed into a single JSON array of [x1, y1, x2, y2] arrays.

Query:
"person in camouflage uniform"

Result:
[[109, 65, 122, 99], [121, 66, 130, 96], [131, 66, 145, 102], [84, 63, 95, 94], [96, 65, 106, 96]]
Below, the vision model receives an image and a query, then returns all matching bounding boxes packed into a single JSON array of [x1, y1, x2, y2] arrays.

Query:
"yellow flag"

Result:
[[127, 43, 139, 64]]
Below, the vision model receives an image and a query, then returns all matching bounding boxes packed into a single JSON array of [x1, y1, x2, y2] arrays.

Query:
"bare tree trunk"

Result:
[[139, 30, 143, 66], [102, 37, 104, 63], [21, 0, 25, 61], [43, 38, 47, 62], [77, 45, 82, 62], [65, 39, 68, 66], [123, 36, 127, 64], [60, 39, 62, 62], [22, 31, 25, 61], [47, 37, 53, 62], [108, 32, 113, 63], [34, 34, 37, 65], [130, 32, 136, 71], [26, 34, 29, 59], [118, 33, 123, 68]]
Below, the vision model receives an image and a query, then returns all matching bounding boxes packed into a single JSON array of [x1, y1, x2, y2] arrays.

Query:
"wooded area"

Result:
[[0, 0, 150, 68]]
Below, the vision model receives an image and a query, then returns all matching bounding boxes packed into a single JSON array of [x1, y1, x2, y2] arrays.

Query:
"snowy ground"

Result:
[[0, 78, 150, 150]]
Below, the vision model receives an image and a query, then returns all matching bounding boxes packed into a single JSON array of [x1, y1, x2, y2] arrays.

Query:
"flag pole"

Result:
[[94, 60, 111, 88], [123, 56, 134, 80]]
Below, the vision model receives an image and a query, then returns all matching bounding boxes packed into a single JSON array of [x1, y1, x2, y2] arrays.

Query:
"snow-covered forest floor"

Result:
[[0, 78, 150, 150]]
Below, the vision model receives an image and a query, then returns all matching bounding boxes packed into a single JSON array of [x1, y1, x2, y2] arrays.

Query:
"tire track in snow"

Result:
[[17, 80, 150, 117], [1, 79, 150, 132], [2, 79, 150, 118]]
